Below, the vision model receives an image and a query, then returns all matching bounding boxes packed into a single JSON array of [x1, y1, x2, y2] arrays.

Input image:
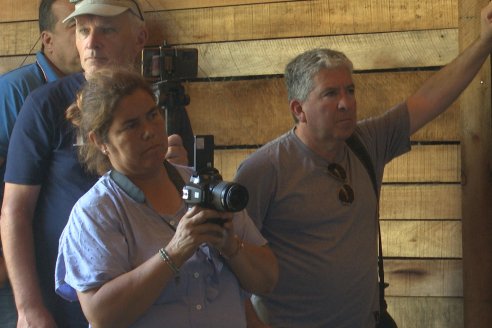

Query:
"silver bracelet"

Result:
[[159, 248, 180, 278]]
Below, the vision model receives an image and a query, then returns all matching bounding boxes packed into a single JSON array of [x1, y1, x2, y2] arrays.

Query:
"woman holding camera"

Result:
[[55, 69, 278, 328]]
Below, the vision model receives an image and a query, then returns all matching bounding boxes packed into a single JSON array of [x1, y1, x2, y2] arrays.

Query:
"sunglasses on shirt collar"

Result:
[[326, 163, 355, 206]]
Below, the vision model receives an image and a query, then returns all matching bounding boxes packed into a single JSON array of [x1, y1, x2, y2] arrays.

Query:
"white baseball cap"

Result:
[[63, 0, 144, 23]]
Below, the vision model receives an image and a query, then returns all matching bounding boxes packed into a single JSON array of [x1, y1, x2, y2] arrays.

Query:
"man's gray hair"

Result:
[[284, 48, 353, 103]]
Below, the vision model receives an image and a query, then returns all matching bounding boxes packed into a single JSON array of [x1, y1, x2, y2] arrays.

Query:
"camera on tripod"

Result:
[[141, 43, 199, 164], [182, 136, 249, 222], [141, 43, 198, 120], [141, 42, 198, 82]]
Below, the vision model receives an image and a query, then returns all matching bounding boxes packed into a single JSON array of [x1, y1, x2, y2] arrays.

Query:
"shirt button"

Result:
[[196, 304, 203, 310], [193, 272, 200, 278], [170, 220, 176, 226]]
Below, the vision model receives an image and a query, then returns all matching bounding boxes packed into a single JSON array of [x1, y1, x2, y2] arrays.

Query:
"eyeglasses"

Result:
[[326, 163, 355, 205]]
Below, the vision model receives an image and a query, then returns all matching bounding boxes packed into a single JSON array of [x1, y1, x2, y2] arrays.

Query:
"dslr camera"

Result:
[[182, 136, 249, 220], [182, 167, 249, 213]]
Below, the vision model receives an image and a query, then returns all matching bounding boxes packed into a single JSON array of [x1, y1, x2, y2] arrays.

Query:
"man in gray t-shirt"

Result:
[[235, 9, 492, 326], [237, 102, 410, 327]]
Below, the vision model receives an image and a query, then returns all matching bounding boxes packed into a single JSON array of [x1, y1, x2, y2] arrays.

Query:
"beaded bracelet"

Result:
[[220, 235, 244, 260], [159, 248, 180, 281]]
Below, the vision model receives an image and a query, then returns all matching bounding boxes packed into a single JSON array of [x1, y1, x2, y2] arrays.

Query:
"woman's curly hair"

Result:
[[66, 68, 156, 175]]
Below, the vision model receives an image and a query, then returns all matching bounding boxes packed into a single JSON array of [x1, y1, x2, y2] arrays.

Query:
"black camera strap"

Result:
[[345, 134, 389, 315], [158, 160, 188, 233], [163, 160, 185, 196]]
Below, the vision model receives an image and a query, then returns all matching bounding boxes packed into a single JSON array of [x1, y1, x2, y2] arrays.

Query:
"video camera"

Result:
[[182, 135, 249, 222]]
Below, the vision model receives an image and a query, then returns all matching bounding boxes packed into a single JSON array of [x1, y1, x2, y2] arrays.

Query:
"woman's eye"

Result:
[[148, 108, 160, 120], [122, 122, 137, 130]]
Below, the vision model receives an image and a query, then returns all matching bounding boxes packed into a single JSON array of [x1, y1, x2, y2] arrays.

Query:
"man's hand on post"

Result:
[[166, 134, 189, 166]]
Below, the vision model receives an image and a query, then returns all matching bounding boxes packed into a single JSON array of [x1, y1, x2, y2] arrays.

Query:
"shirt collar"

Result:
[[109, 170, 145, 203], [35, 51, 61, 83]]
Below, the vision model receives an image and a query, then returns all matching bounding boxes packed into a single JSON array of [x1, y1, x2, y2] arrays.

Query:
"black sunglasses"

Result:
[[326, 163, 355, 205]]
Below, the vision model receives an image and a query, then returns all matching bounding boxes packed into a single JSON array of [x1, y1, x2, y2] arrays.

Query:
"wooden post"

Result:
[[459, 1, 492, 327]]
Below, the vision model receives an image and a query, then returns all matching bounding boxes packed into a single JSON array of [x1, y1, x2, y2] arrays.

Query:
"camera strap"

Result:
[[345, 134, 388, 314], [163, 160, 186, 196]]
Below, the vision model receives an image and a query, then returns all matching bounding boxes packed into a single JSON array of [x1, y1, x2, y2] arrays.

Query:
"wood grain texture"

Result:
[[380, 184, 461, 220], [459, 1, 492, 327], [0, 55, 36, 74], [190, 29, 458, 77], [0, 0, 300, 22], [140, 0, 299, 11], [145, 0, 457, 44], [0, 22, 41, 56], [383, 144, 460, 183], [1, 0, 457, 34], [387, 296, 463, 328], [0, 0, 38, 22], [381, 221, 461, 258], [385, 259, 462, 297]]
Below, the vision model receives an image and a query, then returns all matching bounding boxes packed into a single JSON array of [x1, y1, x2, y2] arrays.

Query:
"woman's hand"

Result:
[[165, 206, 233, 266]]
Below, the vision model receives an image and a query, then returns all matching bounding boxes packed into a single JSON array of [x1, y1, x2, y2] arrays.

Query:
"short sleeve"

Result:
[[55, 191, 133, 300], [234, 148, 277, 231]]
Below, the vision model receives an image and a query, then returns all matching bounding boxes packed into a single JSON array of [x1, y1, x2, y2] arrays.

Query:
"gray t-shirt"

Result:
[[235, 102, 411, 327]]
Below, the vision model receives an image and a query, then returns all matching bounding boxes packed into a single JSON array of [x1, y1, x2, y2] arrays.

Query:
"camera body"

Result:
[[182, 135, 249, 216], [182, 167, 249, 213]]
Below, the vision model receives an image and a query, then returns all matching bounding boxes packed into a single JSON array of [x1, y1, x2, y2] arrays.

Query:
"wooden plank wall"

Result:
[[459, 1, 492, 328], [0, 1, 466, 327]]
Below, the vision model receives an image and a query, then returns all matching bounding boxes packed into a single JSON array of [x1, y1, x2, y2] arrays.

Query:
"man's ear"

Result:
[[136, 26, 149, 49], [40, 31, 53, 53], [133, 26, 148, 61], [290, 99, 306, 123]]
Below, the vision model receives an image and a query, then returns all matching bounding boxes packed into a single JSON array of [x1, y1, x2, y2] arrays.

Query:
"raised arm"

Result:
[[407, 2, 492, 135]]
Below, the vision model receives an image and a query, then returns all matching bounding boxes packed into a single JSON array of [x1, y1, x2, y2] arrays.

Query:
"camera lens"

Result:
[[210, 181, 249, 212]]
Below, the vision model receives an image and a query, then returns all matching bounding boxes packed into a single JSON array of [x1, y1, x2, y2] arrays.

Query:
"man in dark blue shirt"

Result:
[[0, 1, 80, 327]]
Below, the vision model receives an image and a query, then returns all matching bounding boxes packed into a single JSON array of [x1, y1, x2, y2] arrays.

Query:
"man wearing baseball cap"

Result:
[[1, 1, 153, 327]]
